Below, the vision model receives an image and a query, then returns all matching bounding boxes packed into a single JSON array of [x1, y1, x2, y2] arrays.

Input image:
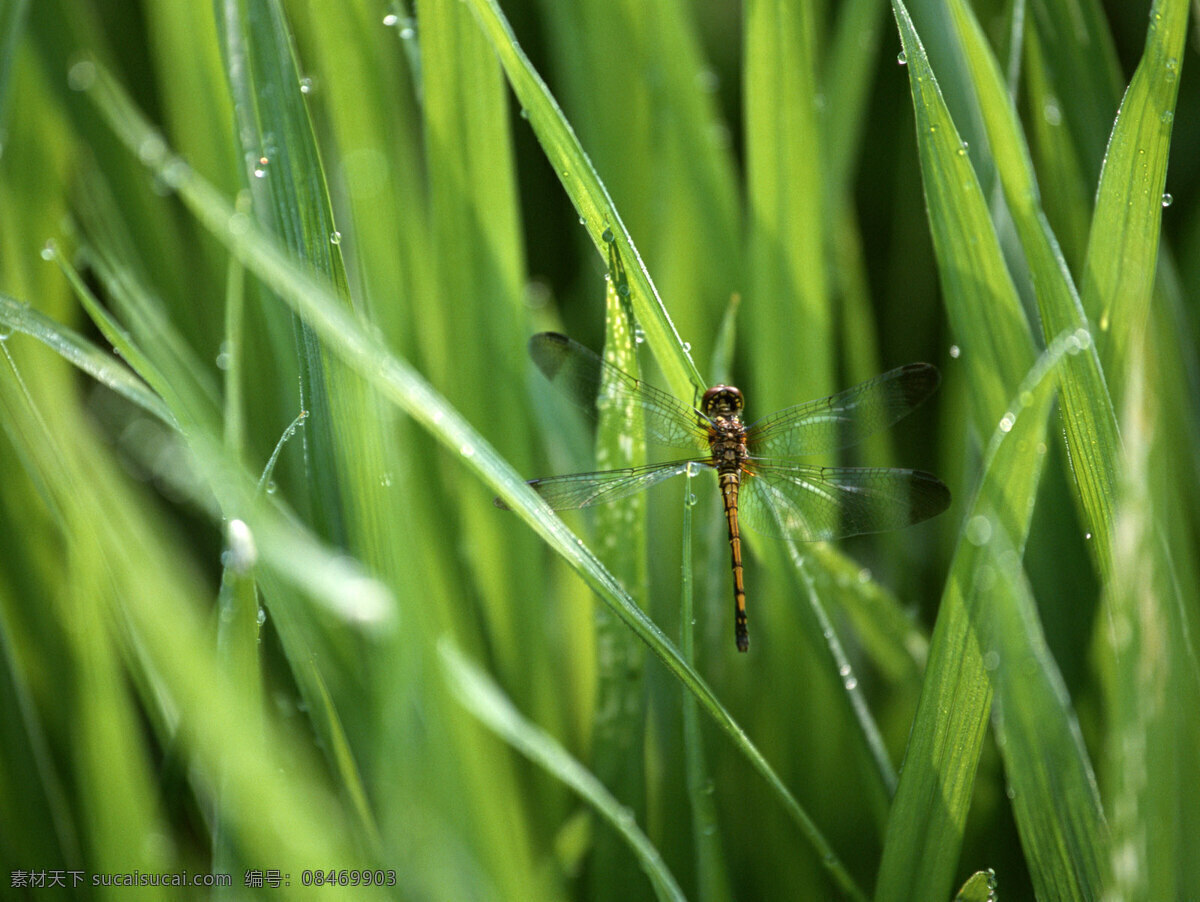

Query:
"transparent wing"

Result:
[[746, 364, 941, 458], [496, 461, 701, 510], [529, 332, 708, 451], [738, 459, 951, 541]]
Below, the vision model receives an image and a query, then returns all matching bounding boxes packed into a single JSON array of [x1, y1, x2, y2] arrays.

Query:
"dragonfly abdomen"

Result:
[[718, 470, 750, 652]]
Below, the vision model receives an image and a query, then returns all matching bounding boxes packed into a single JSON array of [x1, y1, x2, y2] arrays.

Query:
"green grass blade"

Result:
[[1080, 0, 1188, 400], [464, 0, 704, 401], [0, 292, 174, 426], [1102, 352, 1200, 899], [679, 466, 732, 902], [987, 539, 1108, 900], [744, 0, 831, 411], [589, 245, 651, 899], [891, 0, 1036, 436], [876, 335, 1071, 902], [440, 639, 686, 902], [940, 0, 1121, 579]]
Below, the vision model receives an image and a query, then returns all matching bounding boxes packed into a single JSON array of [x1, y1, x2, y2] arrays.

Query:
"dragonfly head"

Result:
[[701, 385, 744, 420]]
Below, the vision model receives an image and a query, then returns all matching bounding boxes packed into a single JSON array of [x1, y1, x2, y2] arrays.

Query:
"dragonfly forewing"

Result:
[[529, 332, 709, 451], [747, 364, 941, 458], [501, 460, 699, 510], [737, 460, 951, 541]]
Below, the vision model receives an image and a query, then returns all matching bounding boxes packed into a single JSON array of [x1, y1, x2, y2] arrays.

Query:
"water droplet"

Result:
[[1161, 110, 1174, 126], [382, 13, 399, 26], [257, 607, 267, 626], [958, 140, 969, 155], [215, 340, 231, 370], [1161, 193, 1173, 208], [460, 444, 475, 458], [1084, 531, 1092, 541], [1043, 99, 1062, 126], [265, 479, 278, 494], [330, 230, 342, 245], [224, 518, 258, 573], [983, 650, 1000, 671], [253, 156, 269, 178], [299, 77, 314, 95], [579, 216, 587, 225], [399, 23, 416, 40], [67, 59, 97, 91], [601, 226, 614, 243], [380, 472, 393, 487], [857, 567, 872, 584], [138, 134, 166, 166], [838, 663, 852, 677], [519, 108, 529, 120], [681, 341, 691, 353], [686, 492, 697, 507], [633, 326, 645, 344], [897, 50, 907, 65], [40, 240, 58, 261], [949, 344, 960, 359], [966, 515, 992, 546], [998, 413, 1014, 433]]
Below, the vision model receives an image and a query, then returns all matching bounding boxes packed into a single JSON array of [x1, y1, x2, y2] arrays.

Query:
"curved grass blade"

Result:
[[938, 0, 1121, 579], [439, 640, 686, 902], [0, 293, 174, 426], [875, 332, 1080, 902], [890, 0, 1035, 437], [85, 66, 868, 901], [1079, 0, 1188, 400], [462, 0, 703, 402]]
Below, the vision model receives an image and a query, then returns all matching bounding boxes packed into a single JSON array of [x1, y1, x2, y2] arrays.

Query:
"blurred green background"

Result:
[[0, 0, 1197, 899]]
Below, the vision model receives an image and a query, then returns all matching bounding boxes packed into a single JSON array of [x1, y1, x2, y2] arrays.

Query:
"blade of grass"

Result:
[[875, 332, 1075, 902], [680, 464, 732, 902], [463, 0, 704, 401], [1080, 0, 1188, 402], [986, 531, 1108, 900], [589, 242, 651, 899], [1102, 346, 1200, 899], [0, 291, 174, 426], [744, 0, 831, 412], [891, 0, 1036, 438], [440, 639, 686, 902], [939, 0, 1122, 579], [84, 66, 868, 900]]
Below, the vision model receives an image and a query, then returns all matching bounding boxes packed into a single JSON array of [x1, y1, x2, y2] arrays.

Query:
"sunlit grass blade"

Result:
[[1079, 0, 1188, 401], [589, 244, 650, 898], [986, 534, 1108, 900], [1102, 351, 1200, 899], [440, 639, 686, 902], [0, 292, 173, 425], [890, 0, 1035, 437], [679, 465, 732, 902], [463, 0, 703, 400], [744, 0, 830, 412], [939, 0, 1121, 579], [85, 67, 869, 899], [876, 334, 1072, 902]]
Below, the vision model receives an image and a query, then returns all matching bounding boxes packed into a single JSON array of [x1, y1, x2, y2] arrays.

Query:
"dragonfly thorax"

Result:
[[702, 385, 748, 473]]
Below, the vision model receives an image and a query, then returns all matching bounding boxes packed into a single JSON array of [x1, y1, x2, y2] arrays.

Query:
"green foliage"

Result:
[[0, 0, 1197, 899]]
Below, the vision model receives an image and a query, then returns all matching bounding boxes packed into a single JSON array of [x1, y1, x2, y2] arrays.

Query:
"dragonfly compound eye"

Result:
[[702, 385, 744, 418]]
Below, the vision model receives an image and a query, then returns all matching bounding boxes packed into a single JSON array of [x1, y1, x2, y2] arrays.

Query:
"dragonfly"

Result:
[[502, 332, 951, 652]]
